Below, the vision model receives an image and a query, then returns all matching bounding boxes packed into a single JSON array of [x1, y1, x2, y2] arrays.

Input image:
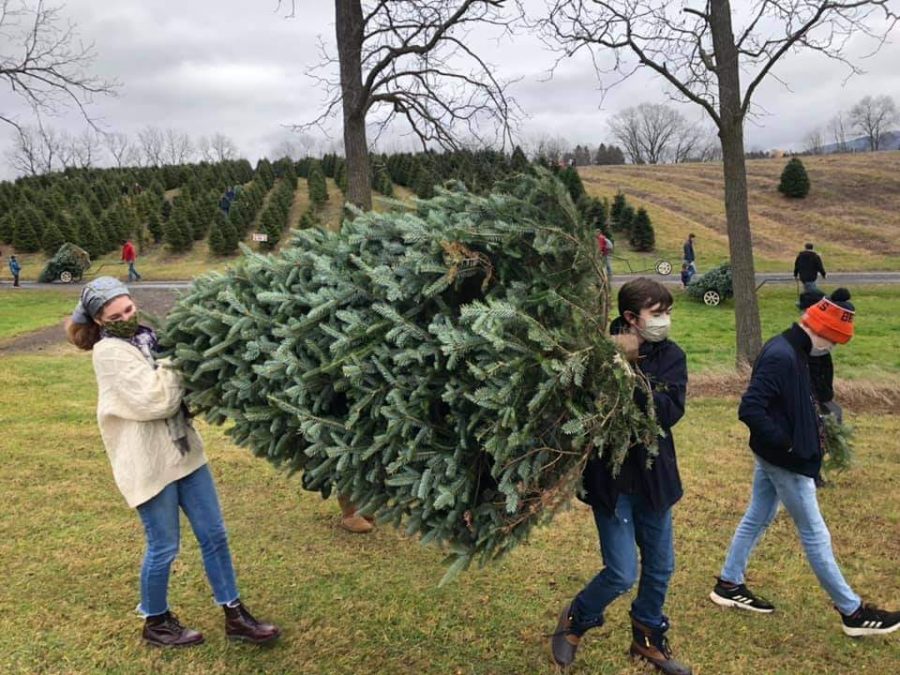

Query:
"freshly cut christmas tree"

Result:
[[162, 172, 657, 582]]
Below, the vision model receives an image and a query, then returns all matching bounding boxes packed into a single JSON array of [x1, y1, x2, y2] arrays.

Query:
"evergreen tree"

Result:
[[413, 162, 437, 199], [12, 206, 42, 252], [510, 145, 530, 173], [618, 205, 636, 235], [308, 162, 328, 207], [147, 210, 164, 244], [629, 208, 655, 252], [164, 205, 193, 252], [778, 157, 810, 198], [41, 220, 66, 256], [209, 210, 238, 256], [161, 172, 656, 582], [559, 166, 586, 204], [581, 197, 609, 234], [0, 213, 12, 244], [334, 157, 348, 193], [56, 212, 77, 244], [610, 191, 627, 228]]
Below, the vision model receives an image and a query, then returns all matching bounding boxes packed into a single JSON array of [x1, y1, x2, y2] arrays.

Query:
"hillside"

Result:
[[580, 151, 900, 273]]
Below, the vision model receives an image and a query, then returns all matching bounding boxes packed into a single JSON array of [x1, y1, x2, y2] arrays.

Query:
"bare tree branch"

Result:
[[0, 0, 116, 129]]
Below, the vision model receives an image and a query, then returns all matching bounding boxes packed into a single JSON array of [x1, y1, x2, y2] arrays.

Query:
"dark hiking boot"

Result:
[[550, 600, 584, 668], [142, 611, 204, 648], [629, 613, 692, 675], [839, 602, 900, 637], [224, 601, 281, 644], [709, 577, 775, 613]]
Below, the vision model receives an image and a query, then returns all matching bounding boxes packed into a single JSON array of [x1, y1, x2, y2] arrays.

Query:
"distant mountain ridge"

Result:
[[819, 130, 900, 153]]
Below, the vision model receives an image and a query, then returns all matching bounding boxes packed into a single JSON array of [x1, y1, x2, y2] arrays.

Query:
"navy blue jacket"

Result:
[[738, 324, 824, 478], [582, 337, 687, 514], [683, 240, 695, 263]]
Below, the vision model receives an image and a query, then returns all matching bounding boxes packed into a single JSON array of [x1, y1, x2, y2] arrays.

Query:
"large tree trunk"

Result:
[[710, 0, 762, 367], [335, 0, 372, 212]]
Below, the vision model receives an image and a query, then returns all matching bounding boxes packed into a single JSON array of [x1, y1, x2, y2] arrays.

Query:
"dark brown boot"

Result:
[[629, 613, 692, 675], [224, 601, 281, 644], [142, 611, 204, 648]]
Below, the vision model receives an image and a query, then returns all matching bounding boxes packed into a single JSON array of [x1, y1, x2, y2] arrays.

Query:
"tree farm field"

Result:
[[1, 288, 899, 673], [11, 177, 402, 284], [582, 151, 900, 276]]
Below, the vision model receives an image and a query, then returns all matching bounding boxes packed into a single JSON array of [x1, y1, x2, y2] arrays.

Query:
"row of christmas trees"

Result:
[[1, 148, 658, 261]]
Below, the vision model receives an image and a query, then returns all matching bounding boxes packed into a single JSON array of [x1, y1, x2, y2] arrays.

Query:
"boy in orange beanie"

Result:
[[709, 289, 900, 637]]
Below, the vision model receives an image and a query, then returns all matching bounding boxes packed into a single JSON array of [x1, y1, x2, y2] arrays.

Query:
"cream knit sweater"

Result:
[[93, 338, 207, 508]]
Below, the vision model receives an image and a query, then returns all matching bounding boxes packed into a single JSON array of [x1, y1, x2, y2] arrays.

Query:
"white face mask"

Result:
[[809, 334, 835, 356], [636, 314, 671, 342]]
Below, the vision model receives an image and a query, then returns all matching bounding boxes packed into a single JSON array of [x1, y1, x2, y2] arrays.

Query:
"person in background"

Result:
[[121, 239, 142, 282], [682, 234, 696, 274], [65, 277, 280, 648], [597, 230, 614, 282], [9, 254, 21, 287], [551, 278, 692, 675], [709, 289, 900, 637], [680, 262, 694, 288], [793, 243, 826, 292]]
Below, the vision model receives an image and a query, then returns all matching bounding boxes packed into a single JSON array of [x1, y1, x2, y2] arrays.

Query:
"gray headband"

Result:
[[71, 277, 131, 324]]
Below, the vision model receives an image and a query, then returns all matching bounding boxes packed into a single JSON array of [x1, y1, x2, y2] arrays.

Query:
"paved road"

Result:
[[10, 271, 900, 291]]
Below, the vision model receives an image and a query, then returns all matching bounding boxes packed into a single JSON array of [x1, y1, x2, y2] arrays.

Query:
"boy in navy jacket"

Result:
[[710, 289, 900, 637]]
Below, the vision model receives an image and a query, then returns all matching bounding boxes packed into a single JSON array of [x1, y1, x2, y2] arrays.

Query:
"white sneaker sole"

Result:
[[842, 622, 900, 637], [709, 591, 775, 614]]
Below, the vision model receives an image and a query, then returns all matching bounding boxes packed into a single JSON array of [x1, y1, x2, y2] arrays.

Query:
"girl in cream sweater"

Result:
[[66, 277, 280, 648]]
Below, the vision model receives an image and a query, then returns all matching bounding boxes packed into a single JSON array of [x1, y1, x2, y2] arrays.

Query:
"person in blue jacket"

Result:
[[709, 290, 900, 637], [551, 278, 691, 675], [9, 254, 21, 287]]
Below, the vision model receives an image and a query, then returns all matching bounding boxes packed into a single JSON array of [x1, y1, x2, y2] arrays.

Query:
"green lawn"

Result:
[[672, 285, 900, 379], [0, 354, 897, 673], [0, 289, 75, 341]]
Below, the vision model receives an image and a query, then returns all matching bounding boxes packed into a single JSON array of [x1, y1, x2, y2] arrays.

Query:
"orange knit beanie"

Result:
[[801, 288, 855, 344]]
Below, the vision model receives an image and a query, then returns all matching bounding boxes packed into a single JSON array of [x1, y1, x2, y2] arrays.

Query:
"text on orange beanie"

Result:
[[801, 294, 854, 344]]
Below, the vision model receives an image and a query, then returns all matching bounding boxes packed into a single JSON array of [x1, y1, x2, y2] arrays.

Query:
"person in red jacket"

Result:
[[121, 239, 142, 282]]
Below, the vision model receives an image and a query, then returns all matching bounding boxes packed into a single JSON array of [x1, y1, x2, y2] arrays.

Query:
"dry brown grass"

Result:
[[580, 151, 900, 273]]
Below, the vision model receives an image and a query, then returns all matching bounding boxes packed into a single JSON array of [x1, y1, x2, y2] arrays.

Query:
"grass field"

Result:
[[0, 353, 897, 674], [581, 151, 900, 275], [0, 289, 74, 341], [5, 284, 898, 384]]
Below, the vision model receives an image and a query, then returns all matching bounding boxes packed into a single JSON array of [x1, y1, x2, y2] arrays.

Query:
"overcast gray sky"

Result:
[[1, 0, 898, 176]]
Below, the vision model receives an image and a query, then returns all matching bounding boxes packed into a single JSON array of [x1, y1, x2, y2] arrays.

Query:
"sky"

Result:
[[1, 0, 898, 176]]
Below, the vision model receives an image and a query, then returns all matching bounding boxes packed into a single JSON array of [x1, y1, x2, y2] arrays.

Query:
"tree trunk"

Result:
[[335, 0, 372, 212], [710, 0, 762, 367]]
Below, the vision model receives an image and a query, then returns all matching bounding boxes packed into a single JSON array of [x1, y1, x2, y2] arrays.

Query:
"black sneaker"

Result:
[[709, 578, 775, 613], [840, 603, 900, 637]]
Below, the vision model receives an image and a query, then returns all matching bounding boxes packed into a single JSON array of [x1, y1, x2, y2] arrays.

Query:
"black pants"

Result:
[[13, 273, 19, 287]]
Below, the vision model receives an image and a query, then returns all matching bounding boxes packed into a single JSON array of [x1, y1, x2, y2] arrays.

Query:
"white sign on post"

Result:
[[251, 233, 268, 242]]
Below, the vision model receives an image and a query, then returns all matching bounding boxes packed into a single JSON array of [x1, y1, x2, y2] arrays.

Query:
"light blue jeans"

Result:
[[136, 464, 239, 617], [720, 457, 860, 615]]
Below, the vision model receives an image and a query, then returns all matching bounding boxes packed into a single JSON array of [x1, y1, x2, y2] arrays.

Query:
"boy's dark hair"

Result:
[[688, 233, 695, 239], [618, 277, 673, 318], [805, 242, 814, 250]]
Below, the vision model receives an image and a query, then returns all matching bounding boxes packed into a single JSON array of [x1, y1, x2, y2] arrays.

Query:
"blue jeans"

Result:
[[136, 465, 239, 617], [127, 261, 142, 281], [802, 280, 819, 293], [572, 493, 675, 633], [720, 457, 860, 615]]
